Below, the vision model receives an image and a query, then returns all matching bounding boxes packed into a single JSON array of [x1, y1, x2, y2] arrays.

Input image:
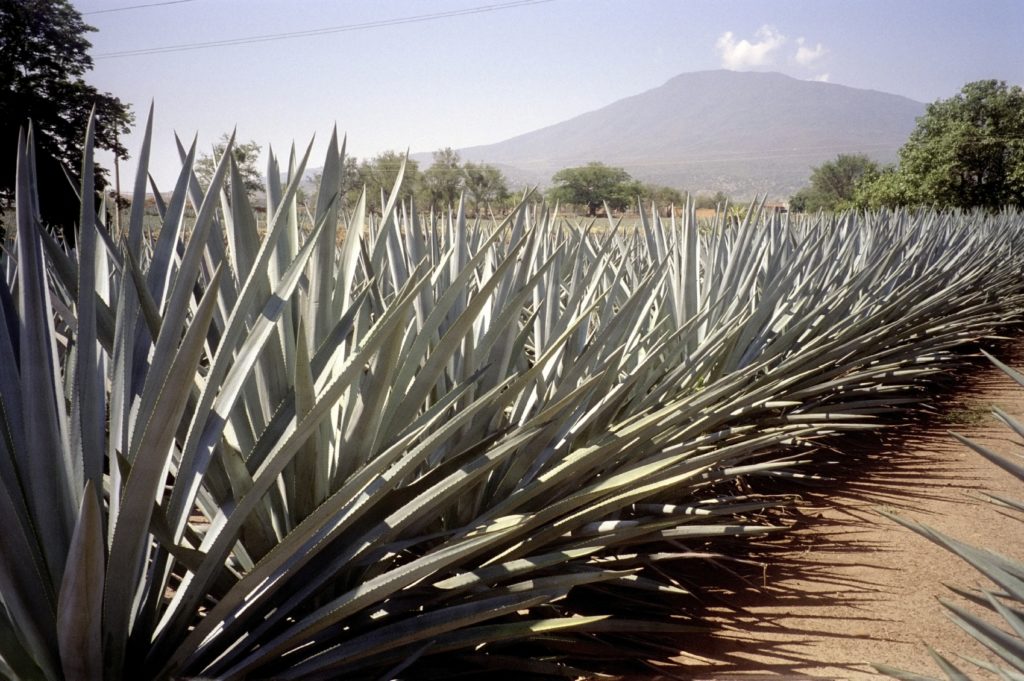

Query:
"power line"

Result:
[[83, 0, 196, 15], [94, 0, 556, 58]]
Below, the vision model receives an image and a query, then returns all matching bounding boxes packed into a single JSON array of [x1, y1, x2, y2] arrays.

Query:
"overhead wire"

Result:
[[94, 0, 556, 58], [83, 0, 197, 15]]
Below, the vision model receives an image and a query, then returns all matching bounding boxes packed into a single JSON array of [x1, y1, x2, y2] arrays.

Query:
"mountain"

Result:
[[426, 70, 926, 199]]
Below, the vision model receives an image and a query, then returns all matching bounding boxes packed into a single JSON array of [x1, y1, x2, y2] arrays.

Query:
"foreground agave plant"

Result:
[[2, 109, 1024, 680], [878, 352, 1024, 680]]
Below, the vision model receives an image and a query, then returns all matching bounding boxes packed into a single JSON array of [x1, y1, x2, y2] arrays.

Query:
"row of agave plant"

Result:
[[3, 108, 1024, 680]]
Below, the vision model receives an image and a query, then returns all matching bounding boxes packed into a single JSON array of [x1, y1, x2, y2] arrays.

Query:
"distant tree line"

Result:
[[199, 143, 729, 219], [293, 148, 513, 217], [791, 80, 1024, 212], [545, 163, 738, 216]]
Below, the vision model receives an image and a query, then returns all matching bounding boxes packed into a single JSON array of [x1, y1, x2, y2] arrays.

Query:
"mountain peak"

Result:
[[448, 70, 924, 198]]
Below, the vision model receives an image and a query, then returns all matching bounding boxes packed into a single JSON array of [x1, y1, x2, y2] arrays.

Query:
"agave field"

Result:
[[2, 110, 1024, 680]]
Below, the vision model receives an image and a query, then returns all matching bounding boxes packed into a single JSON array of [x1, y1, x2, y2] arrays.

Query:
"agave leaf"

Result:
[[15, 125, 75, 588], [125, 102, 154, 257], [385, 227, 526, 423], [0, 277, 30, 527], [145, 139, 196, 314], [273, 586, 603, 680], [290, 319, 321, 522], [0, 600, 47, 681], [220, 527, 522, 677], [165, 183, 327, 539], [992, 408, 1024, 453], [951, 432, 1024, 488], [69, 113, 105, 498], [368, 644, 431, 681], [270, 592, 556, 677], [173, 373, 521, 675], [335, 185, 366, 317], [939, 597, 1024, 670], [126, 140, 198, 406], [0, 465, 58, 680], [286, 617, 609, 681], [242, 286, 370, 477], [123, 130, 235, 474], [305, 128, 340, 349], [56, 480, 104, 680], [152, 270, 431, 672], [391, 614, 611, 659], [434, 545, 605, 591], [985, 350, 1024, 390], [225, 156, 262, 288], [102, 265, 223, 679], [986, 591, 1024, 642], [121, 247, 165, 343], [105, 254, 134, 536], [334, 292, 407, 482]]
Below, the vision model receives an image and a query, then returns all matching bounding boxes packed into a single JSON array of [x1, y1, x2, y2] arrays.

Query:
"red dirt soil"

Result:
[[647, 351, 1024, 679]]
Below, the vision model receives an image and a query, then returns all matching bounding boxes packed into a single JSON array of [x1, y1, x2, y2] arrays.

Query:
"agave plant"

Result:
[[2, 109, 1024, 680], [877, 351, 1024, 680]]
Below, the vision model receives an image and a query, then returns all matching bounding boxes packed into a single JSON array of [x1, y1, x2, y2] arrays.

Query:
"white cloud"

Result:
[[812, 73, 830, 82], [795, 37, 827, 66], [715, 25, 786, 69]]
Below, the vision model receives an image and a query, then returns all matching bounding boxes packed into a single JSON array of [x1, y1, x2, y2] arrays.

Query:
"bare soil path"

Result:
[[659, 348, 1024, 679]]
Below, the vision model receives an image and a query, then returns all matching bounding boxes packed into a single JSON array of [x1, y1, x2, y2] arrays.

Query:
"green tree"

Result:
[[0, 0, 134, 234], [353, 151, 421, 214], [694, 191, 730, 210], [856, 80, 1024, 210], [549, 162, 636, 216], [195, 134, 265, 200], [304, 157, 359, 214], [851, 167, 912, 210], [789, 153, 880, 212], [419, 147, 463, 210], [462, 162, 509, 214], [609, 178, 645, 213], [639, 183, 684, 213]]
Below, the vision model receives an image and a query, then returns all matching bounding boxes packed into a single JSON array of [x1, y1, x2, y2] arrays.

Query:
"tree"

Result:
[[340, 156, 359, 208], [856, 80, 1024, 210], [638, 183, 684, 214], [850, 167, 912, 210], [1, 0, 134, 235], [419, 147, 463, 210], [694, 191, 730, 210], [549, 162, 636, 216], [462, 162, 509, 214], [351, 151, 421, 215], [789, 153, 879, 212], [304, 157, 360, 214], [195, 134, 265, 201]]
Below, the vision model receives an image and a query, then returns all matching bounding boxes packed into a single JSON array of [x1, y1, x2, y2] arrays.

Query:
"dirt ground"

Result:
[[657, 349, 1024, 679]]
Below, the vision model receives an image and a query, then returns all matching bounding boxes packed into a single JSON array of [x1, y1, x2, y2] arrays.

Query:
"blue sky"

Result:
[[73, 0, 1024, 187]]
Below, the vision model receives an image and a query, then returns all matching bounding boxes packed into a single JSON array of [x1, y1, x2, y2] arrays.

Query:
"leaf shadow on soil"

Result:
[[616, 337, 1024, 680]]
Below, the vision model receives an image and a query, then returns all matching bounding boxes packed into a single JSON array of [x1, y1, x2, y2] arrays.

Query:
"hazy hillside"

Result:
[[417, 70, 926, 199]]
